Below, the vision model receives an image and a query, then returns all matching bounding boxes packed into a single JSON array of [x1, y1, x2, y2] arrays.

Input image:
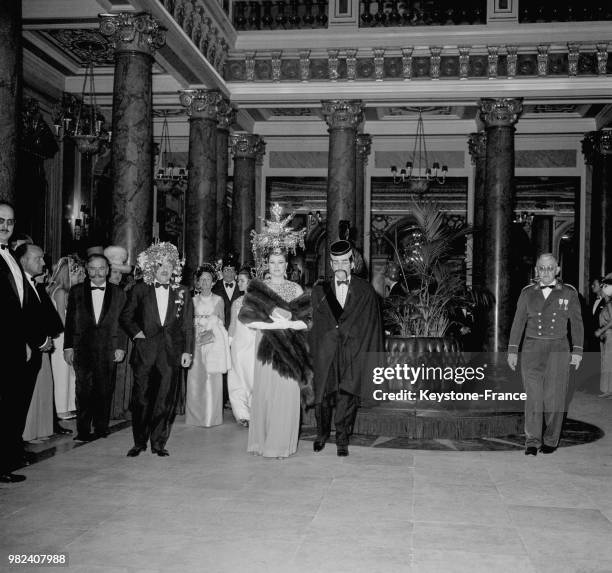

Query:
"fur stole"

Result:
[[239, 279, 314, 407]]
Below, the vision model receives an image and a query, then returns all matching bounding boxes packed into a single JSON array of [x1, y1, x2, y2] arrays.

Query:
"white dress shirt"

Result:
[[540, 281, 556, 300], [593, 296, 603, 315], [335, 278, 350, 308], [0, 244, 24, 305], [155, 283, 170, 325], [25, 272, 41, 302], [224, 281, 235, 300], [91, 282, 106, 324]]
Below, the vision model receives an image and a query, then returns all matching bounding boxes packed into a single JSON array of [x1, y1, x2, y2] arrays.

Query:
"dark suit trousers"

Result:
[[521, 337, 570, 448], [315, 391, 359, 447], [74, 353, 115, 436], [0, 351, 41, 471], [130, 339, 181, 450]]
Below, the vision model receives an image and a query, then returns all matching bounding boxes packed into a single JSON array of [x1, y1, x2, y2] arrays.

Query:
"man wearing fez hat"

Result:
[[310, 239, 384, 456]]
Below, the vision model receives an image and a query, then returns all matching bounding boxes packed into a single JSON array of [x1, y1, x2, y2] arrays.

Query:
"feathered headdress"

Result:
[[136, 241, 184, 286]]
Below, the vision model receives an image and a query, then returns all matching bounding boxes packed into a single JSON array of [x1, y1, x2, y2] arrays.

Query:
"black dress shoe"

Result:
[[74, 433, 95, 442], [0, 473, 26, 483], [313, 441, 325, 453], [540, 444, 557, 454], [152, 448, 169, 457], [94, 429, 110, 438], [54, 425, 73, 435], [337, 445, 349, 457], [127, 446, 146, 457], [524, 446, 538, 456]]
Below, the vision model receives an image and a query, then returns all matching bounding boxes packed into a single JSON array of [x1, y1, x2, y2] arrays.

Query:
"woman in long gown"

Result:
[[595, 278, 612, 397], [186, 265, 230, 427], [240, 252, 311, 459], [228, 270, 256, 426], [47, 256, 84, 419]]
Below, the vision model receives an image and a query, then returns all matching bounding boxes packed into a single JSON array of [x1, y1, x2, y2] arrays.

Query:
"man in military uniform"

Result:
[[507, 253, 583, 456]]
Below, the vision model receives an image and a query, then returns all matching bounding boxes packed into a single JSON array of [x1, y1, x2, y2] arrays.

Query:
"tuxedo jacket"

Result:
[[120, 281, 194, 366], [64, 280, 128, 363], [0, 252, 49, 361], [212, 282, 239, 328]]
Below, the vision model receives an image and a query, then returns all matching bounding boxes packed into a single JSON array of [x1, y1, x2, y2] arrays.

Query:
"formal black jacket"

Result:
[[310, 275, 384, 403], [212, 281, 240, 328], [64, 280, 127, 361], [120, 281, 194, 365]]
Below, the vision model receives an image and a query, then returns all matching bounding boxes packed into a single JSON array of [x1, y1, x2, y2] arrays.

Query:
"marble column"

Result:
[[531, 215, 553, 257], [479, 98, 523, 352], [230, 132, 265, 265], [322, 100, 364, 257], [100, 12, 165, 264], [179, 89, 222, 282], [216, 100, 233, 257], [355, 133, 371, 251], [468, 131, 487, 286], [0, 0, 21, 203], [584, 129, 612, 279]]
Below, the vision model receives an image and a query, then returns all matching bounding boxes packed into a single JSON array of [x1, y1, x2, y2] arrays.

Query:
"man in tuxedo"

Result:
[[120, 242, 194, 457], [0, 203, 52, 483], [310, 240, 384, 457], [212, 258, 241, 406], [384, 262, 406, 298], [64, 254, 127, 441]]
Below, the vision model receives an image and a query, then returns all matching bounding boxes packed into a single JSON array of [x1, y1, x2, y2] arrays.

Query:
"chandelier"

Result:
[[53, 45, 110, 155], [390, 108, 447, 192], [155, 112, 188, 193]]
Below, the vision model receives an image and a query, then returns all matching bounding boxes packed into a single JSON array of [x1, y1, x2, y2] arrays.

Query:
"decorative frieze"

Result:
[[479, 98, 523, 128], [537, 45, 549, 77], [506, 46, 518, 78], [271, 51, 282, 82], [321, 100, 364, 130], [596, 44, 609, 75], [401, 47, 413, 80], [346, 49, 357, 81], [487, 46, 499, 79], [373, 48, 385, 81], [328, 49, 339, 81], [299, 50, 311, 82], [568, 43, 580, 77], [244, 52, 256, 81], [430, 47, 442, 80], [99, 12, 166, 55]]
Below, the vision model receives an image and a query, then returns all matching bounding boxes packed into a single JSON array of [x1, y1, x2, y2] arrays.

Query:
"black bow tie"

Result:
[[225, 282, 234, 288], [155, 282, 169, 290], [336, 280, 349, 287], [540, 284, 554, 290], [0, 244, 7, 250], [91, 285, 105, 291]]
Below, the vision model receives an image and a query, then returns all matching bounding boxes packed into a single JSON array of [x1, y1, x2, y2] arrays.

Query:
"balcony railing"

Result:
[[232, 0, 329, 30], [359, 0, 486, 28], [518, 1, 612, 23]]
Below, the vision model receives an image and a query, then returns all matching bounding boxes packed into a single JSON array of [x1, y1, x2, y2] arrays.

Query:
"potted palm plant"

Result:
[[382, 199, 493, 398]]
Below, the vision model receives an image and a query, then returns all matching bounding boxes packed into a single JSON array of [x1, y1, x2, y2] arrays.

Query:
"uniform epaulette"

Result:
[[523, 283, 536, 291], [563, 283, 577, 291]]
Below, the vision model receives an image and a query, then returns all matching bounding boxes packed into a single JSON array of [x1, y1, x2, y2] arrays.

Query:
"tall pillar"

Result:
[[216, 100, 233, 256], [468, 131, 487, 286], [230, 132, 265, 265], [0, 0, 21, 203], [531, 215, 553, 257], [584, 129, 612, 279], [179, 89, 222, 282], [479, 98, 523, 352], [355, 133, 372, 251], [100, 12, 165, 264], [322, 100, 364, 256]]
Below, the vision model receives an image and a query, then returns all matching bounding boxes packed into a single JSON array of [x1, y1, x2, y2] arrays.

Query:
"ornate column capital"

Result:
[[179, 89, 223, 120], [356, 133, 372, 163], [596, 128, 612, 156], [216, 99, 235, 131], [230, 132, 265, 159], [582, 132, 597, 164], [321, 100, 364, 130], [479, 98, 523, 128], [99, 12, 165, 56], [468, 132, 487, 163]]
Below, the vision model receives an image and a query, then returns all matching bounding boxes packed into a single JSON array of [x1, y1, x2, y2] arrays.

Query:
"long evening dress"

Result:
[[50, 286, 76, 417], [228, 296, 256, 422], [185, 293, 230, 427], [599, 301, 612, 394], [247, 280, 303, 458], [23, 354, 54, 441]]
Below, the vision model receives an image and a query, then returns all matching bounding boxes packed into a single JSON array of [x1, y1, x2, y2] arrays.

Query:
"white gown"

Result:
[[185, 293, 230, 427], [228, 296, 256, 422], [50, 286, 76, 417]]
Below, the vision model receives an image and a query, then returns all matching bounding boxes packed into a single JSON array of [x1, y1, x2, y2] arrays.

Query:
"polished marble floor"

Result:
[[1, 389, 612, 573]]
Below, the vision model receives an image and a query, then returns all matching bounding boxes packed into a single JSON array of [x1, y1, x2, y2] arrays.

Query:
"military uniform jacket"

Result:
[[508, 281, 584, 355]]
